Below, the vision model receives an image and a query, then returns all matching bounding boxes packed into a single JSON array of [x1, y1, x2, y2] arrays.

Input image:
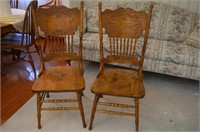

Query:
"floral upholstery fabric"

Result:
[[86, 8, 99, 33], [87, 2, 199, 42], [120, 2, 199, 42], [86, 1, 199, 42]]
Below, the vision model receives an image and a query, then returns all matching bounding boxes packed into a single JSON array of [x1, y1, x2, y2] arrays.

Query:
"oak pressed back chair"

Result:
[[31, 1, 86, 129], [1, 0, 38, 77], [89, 2, 153, 131], [10, 0, 18, 8]]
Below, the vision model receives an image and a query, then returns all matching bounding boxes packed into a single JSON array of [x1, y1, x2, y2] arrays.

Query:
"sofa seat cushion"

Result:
[[143, 38, 200, 68], [78, 33, 199, 68]]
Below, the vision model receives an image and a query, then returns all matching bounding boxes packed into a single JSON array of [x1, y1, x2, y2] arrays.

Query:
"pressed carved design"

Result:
[[32, 1, 86, 129], [89, 2, 153, 132], [34, 6, 80, 36], [102, 8, 147, 39]]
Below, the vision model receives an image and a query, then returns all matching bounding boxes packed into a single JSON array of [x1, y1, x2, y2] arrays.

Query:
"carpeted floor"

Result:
[[1, 61, 199, 132]]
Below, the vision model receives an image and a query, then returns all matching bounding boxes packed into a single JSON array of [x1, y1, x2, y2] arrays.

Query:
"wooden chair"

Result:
[[10, 0, 18, 8], [31, 1, 86, 129], [88, 2, 153, 131], [1, 0, 38, 78]]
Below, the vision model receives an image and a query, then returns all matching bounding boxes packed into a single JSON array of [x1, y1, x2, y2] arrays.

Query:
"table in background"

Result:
[[1, 8, 26, 75], [0, 8, 25, 35]]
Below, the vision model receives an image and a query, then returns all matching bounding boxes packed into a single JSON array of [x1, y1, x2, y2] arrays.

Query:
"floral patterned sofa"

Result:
[[78, 1, 200, 80]]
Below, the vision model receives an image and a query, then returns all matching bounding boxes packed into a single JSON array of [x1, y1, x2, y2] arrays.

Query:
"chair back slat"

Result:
[[45, 35, 74, 53], [109, 38, 138, 56]]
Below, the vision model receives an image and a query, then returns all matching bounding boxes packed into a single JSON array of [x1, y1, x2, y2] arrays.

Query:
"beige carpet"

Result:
[[1, 61, 199, 132]]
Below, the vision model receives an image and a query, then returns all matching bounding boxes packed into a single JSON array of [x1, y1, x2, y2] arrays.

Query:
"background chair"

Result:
[[10, 0, 18, 8], [1, 0, 38, 77], [39, 0, 62, 8], [31, 1, 86, 129], [89, 2, 153, 131]]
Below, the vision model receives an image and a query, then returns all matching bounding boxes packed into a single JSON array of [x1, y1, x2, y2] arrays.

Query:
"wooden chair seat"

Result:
[[91, 68, 145, 98], [32, 66, 85, 92]]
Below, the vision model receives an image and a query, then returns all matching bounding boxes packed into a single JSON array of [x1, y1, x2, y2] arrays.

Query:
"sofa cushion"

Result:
[[79, 33, 200, 68], [142, 38, 200, 67], [120, 2, 199, 42]]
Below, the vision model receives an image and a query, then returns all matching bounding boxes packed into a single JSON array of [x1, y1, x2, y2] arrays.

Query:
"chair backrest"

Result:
[[32, 1, 84, 73], [10, 0, 18, 8], [21, 0, 38, 46], [98, 2, 153, 79]]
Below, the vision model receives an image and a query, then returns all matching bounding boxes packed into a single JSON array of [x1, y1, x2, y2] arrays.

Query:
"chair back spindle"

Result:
[[10, 0, 18, 8]]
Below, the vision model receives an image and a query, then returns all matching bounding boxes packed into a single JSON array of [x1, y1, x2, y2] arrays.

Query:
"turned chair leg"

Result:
[[77, 92, 87, 128], [135, 98, 139, 132], [37, 93, 42, 129], [89, 94, 100, 130]]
